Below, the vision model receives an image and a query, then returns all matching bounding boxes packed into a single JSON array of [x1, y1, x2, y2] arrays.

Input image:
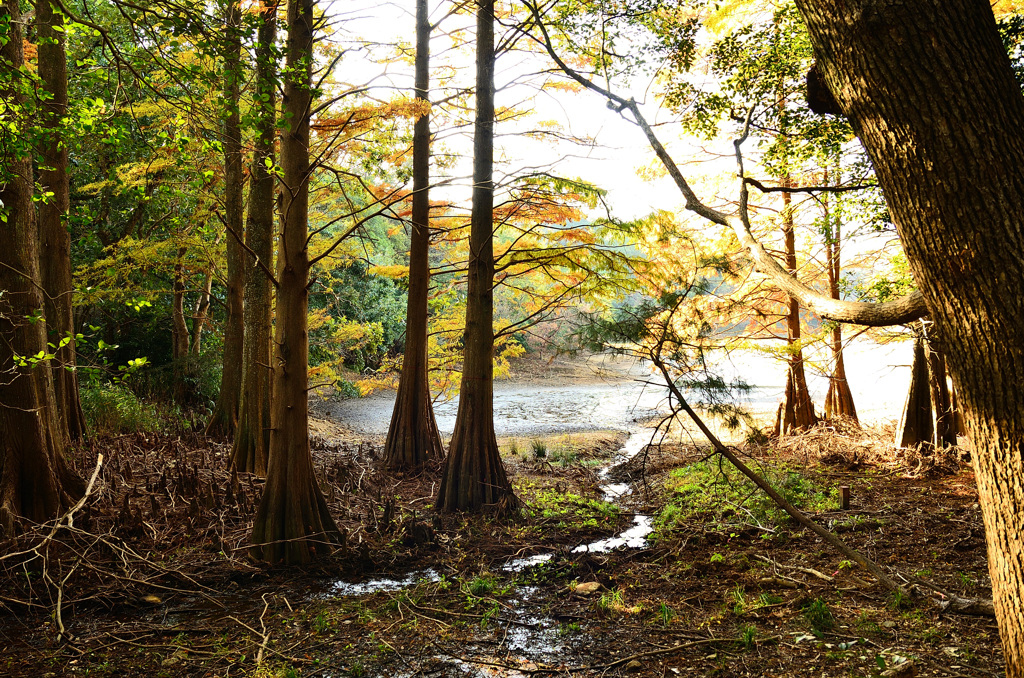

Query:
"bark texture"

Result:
[[794, 0, 1024, 670], [206, 1, 246, 439], [250, 0, 339, 563], [231, 0, 277, 475], [36, 0, 85, 442], [436, 0, 517, 512], [384, 0, 444, 470], [0, 0, 83, 534]]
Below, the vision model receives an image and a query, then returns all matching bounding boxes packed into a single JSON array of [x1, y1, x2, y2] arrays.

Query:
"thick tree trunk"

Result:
[[231, 0, 277, 475], [774, 181, 817, 436], [206, 0, 245, 438], [436, 0, 517, 512], [250, 0, 339, 563], [36, 0, 86, 442], [0, 0, 83, 534], [794, 1, 1024, 670], [384, 0, 444, 470]]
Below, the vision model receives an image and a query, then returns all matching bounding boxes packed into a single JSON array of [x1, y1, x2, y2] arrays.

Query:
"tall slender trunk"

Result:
[[795, 1, 1024, 668], [36, 0, 85, 441], [922, 324, 957, 449], [775, 178, 817, 436], [821, 175, 857, 423], [171, 246, 190, 404], [190, 253, 217, 355], [251, 0, 339, 563], [436, 0, 517, 513], [384, 0, 443, 470], [0, 0, 83, 534], [232, 0, 277, 475], [206, 1, 246, 438]]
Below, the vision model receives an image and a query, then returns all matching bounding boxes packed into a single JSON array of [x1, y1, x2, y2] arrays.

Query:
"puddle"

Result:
[[328, 568, 441, 596], [501, 552, 554, 572], [572, 514, 653, 553]]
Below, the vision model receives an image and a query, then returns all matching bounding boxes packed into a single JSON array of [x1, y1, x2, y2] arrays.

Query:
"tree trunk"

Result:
[[436, 0, 517, 513], [250, 0, 339, 563], [794, 1, 1024, 669], [171, 246, 190, 404], [190, 255, 217, 355], [774, 179, 817, 436], [922, 328, 957, 449], [822, 190, 857, 423], [0, 0, 83, 534], [384, 0, 444, 470], [231, 0, 277, 475], [206, 3, 246, 434], [36, 0, 86, 442], [896, 335, 933, 450]]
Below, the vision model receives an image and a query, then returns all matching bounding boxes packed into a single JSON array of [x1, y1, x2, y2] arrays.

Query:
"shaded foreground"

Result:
[[0, 424, 1003, 677]]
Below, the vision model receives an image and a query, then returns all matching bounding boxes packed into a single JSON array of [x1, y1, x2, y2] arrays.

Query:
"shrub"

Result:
[[81, 382, 162, 435]]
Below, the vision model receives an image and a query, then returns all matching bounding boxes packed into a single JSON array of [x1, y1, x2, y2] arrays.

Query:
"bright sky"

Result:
[[333, 0, 902, 272], [335, 0, 685, 221]]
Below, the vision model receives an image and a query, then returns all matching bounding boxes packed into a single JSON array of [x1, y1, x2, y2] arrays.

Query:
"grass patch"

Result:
[[654, 458, 836, 538], [802, 597, 836, 634], [517, 483, 619, 531]]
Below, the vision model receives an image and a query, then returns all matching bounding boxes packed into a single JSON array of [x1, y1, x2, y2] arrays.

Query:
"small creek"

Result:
[[326, 428, 656, 676]]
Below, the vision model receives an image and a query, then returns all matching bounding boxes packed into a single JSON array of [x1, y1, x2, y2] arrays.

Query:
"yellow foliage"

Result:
[[367, 264, 410, 280], [993, 0, 1024, 16], [541, 81, 584, 94]]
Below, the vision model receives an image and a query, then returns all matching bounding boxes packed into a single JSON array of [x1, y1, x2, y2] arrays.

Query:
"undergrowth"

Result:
[[654, 456, 836, 538], [81, 382, 169, 434], [517, 482, 619, 531]]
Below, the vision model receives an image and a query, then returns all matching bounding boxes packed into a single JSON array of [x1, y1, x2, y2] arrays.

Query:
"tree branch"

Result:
[[520, 0, 927, 327]]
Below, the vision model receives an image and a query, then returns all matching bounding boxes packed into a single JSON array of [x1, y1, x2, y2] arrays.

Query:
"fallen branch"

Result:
[[755, 555, 834, 583], [939, 596, 996, 617]]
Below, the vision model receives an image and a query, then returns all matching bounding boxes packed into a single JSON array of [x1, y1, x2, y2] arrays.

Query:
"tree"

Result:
[[436, 0, 518, 513], [774, 179, 818, 434], [36, 0, 86, 442], [0, 0, 84, 533], [250, 0, 340, 563], [384, 0, 444, 470], [206, 0, 246, 438], [792, 2, 1024, 669], [820, 169, 858, 423], [231, 0, 278, 475]]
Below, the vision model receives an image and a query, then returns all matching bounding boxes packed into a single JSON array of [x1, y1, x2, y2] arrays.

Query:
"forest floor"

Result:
[[0, 357, 1005, 678]]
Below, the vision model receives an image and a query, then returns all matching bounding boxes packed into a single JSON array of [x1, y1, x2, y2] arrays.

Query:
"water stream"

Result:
[[319, 343, 914, 672], [330, 428, 655, 596], [328, 428, 657, 675]]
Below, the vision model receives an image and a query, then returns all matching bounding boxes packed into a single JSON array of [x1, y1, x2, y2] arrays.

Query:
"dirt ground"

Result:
[[0, 357, 1004, 677]]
